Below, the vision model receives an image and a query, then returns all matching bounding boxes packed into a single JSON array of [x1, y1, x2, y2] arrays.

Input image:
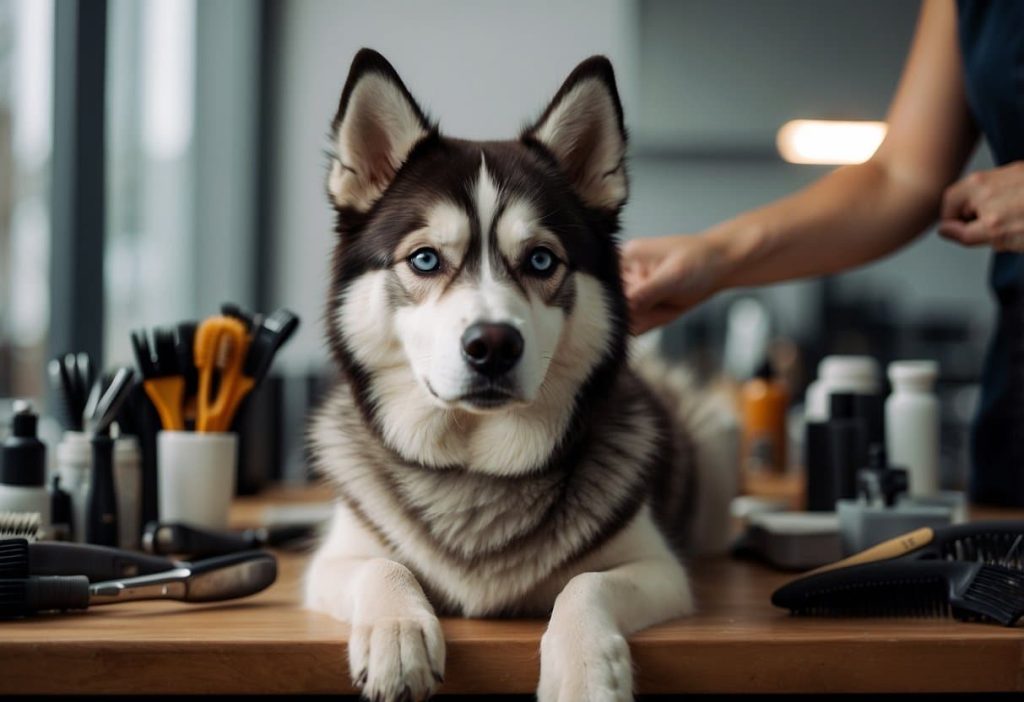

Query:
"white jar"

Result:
[[885, 361, 940, 497], [56, 431, 92, 543], [804, 356, 881, 421]]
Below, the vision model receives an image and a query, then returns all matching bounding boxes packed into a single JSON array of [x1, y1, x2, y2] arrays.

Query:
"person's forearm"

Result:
[[706, 157, 940, 289]]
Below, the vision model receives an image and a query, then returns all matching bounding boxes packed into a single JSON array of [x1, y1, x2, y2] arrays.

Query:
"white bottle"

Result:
[[885, 361, 940, 497]]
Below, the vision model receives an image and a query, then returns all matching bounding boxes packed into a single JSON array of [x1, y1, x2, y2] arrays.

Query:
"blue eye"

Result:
[[409, 248, 441, 273], [528, 247, 556, 275]]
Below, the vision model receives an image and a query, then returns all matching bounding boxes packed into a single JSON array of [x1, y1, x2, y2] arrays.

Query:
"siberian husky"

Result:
[[306, 49, 736, 701]]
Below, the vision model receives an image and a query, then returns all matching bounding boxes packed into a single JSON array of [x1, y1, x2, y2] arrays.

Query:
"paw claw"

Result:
[[347, 613, 446, 702]]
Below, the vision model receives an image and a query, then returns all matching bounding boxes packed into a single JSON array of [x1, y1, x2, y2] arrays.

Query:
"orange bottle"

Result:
[[741, 360, 789, 478]]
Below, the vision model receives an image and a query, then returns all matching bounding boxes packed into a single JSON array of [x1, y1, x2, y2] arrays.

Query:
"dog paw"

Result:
[[537, 625, 634, 702], [347, 613, 445, 702]]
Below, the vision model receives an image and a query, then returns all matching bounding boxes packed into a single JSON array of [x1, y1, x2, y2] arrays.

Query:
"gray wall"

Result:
[[268, 0, 637, 369], [268, 0, 997, 368]]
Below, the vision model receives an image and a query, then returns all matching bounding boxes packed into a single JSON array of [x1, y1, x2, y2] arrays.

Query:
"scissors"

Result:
[[194, 316, 255, 433]]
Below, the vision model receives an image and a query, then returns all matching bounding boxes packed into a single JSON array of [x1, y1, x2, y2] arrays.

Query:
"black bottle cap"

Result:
[[1, 402, 46, 487], [754, 359, 775, 381], [51, 475, 73, 535]]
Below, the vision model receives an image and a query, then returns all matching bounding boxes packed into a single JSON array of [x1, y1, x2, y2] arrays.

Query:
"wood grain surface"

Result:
[[0, 487, 1021, 694]]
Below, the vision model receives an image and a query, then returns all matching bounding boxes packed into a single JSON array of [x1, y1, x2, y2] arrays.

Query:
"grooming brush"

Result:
[[772, 559, 1024, 626], [0, 550, 277, 618], [142, 521, 315, 558], [0, 513, 41, 541], [810, 521, 1024, 576], [0, 538, 175, 581]]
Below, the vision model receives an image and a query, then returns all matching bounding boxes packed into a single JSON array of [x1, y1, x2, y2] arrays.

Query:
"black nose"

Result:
[[461, 323, 524, 377]]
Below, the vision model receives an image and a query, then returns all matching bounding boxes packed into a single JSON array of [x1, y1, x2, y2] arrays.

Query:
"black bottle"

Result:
[[86, 432, 119, 547], [827, 393, 870, 502]]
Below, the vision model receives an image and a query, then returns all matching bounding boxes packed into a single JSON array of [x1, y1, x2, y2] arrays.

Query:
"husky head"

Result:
[[326, 49, 629, 474]]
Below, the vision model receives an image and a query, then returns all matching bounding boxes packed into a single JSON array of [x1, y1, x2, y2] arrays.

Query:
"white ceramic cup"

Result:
[[157, 431, 237, 529]]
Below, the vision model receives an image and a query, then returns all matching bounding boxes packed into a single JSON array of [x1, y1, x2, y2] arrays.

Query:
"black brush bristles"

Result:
[[773, 560, 1024, 626], [0, 539, 29, 579], [957, 565, 1024, 626], [934, 525, 1024, 569]]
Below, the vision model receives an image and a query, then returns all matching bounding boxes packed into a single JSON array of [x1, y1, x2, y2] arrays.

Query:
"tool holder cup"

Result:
[[157, 431, 238, 530]]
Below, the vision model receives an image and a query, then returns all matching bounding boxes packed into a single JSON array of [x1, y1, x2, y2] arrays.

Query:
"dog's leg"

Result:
[[306, 505, 445, 701], [537, 516, 693, 702]]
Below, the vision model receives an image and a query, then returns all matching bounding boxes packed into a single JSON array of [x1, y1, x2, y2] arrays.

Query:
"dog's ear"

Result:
[[328, 49, 431, 211], [522, 56, 627, 212]]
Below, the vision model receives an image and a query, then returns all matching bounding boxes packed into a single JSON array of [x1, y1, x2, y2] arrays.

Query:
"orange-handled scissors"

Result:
[[194, 316, 255, 433]]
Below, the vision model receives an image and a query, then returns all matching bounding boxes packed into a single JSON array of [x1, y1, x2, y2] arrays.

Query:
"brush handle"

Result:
[[0, 576, 91, 618], [86, 435, 119, 547], [143, 521, 255, 557], [28, 542, 175, 581]]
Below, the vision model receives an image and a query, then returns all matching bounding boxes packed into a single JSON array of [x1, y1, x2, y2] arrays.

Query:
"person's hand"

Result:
[[939, 161, 1024, 252], [620, 234, 725, 334]]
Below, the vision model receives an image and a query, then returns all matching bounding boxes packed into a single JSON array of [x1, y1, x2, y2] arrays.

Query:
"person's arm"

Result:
[[623, 0, 978, 333]]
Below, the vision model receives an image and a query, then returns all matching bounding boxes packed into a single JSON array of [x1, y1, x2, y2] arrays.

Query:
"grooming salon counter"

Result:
[[1, 486, 1022, 695]]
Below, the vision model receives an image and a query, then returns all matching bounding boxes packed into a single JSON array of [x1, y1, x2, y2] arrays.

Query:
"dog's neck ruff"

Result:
[[311, 369, 670, 615]]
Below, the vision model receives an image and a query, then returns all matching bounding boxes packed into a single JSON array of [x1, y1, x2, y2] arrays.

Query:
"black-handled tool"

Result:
[[244, 308, 300, 386], [86, 434, 119, 547], [142, 521, 315, 558], [0, 550, 278, 618], [0, 539, 175, 581]]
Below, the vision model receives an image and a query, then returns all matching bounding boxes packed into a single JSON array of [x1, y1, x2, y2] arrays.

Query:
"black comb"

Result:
[[772, 560, 1024, 626]]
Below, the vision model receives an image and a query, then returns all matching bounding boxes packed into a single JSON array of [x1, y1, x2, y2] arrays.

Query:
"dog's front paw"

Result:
[[537, 623, 634, 702], [347, 612, 445, 702]]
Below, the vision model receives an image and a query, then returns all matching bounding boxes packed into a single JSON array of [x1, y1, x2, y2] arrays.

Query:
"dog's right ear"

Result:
[[327, 49, 431, 212]]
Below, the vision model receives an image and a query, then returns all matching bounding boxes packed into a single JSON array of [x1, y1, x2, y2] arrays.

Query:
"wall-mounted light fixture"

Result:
[[776, 119, 887, 165]]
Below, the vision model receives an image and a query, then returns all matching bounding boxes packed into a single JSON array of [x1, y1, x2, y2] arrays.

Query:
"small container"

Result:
[[886, 360, 940, 498], [114, 436, 142, 549], [740, 361, 789, 476], [56, 431, 91, 543], [0, 402, 51, 524], [826, 393, 869, 502], [158, 431, 238, 530]]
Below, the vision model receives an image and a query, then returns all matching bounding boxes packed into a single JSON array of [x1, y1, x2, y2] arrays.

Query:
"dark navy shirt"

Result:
[[957, 0, 1024, 504]]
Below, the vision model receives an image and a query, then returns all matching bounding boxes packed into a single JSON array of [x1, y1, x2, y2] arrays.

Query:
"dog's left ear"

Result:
[[522, 56, 627, 212]]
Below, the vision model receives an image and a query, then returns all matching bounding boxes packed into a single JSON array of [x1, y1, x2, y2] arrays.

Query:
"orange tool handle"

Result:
[[195, 317, 254, 433], [142, 376, 185, 431]]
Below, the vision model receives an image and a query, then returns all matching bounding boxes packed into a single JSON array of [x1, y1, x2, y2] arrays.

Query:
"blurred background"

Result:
[[0, 0, 989, 489]]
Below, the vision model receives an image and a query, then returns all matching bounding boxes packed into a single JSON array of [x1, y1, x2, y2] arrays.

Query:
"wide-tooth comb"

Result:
[[0, 513, 40, 541], [773, 560, 1024, 626]]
